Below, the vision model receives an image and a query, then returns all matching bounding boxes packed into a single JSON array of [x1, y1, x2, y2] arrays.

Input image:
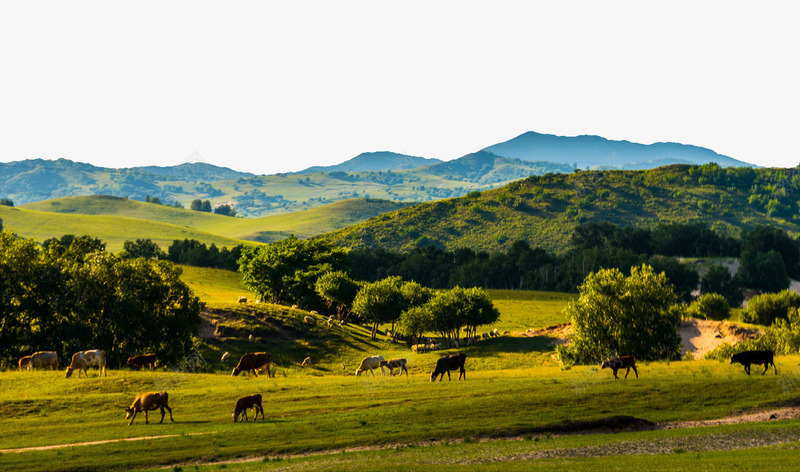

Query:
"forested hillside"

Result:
[[322, 164, 800, 254]]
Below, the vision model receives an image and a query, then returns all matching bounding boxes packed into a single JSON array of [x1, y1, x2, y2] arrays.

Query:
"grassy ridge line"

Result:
[[0, 205, 253, 252], [1, 360, 798, 471], [322, 167, 800, 254], [19, 196, 412, 243]]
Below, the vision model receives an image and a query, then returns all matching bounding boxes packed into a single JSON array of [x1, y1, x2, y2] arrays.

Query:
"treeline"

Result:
[[0, 232, 201, 368], [123, 238, 243, 271], [348, 222, 800, 305]]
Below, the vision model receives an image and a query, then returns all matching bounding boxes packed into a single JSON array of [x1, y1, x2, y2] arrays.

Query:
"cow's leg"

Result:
[[252, 369, 259, 377], [612, 368, 619, 379], [144, 410, 149, 424], [164, 404, 174, 422], [762, 363, 770, 375], [744, 364, 751, 375], [446, 370, 452, 381], [403, 366, 409, 377], [128, 410, 138, 425], [265, 364, 271, 378], [624, 366, 631, 379], [160, 407, 166, 423], [369, 368, 375, 376], [631, 365, 638, 378], [459, 366, 465, 380], [380, 365, 385, 376], [773, 362, 778, 375]]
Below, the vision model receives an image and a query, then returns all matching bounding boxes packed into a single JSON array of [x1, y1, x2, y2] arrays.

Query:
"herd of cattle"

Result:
[[15, 345, 779, 425]]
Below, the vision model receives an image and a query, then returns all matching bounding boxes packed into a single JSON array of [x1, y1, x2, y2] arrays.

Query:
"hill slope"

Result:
[[17, 195, 412, 245], [484, 131, 754, 170], [322, 165, 799, 254]]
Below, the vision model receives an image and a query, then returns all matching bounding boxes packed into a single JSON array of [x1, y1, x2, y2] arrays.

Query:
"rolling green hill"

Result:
[[10, 195, 412, 249], [322, 164, 800, 254]]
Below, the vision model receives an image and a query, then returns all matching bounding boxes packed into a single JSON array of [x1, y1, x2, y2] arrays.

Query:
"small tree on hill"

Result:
[[352, 276, 407, 339], [315, 271, 361, 322], [559, 264, 682, 365]]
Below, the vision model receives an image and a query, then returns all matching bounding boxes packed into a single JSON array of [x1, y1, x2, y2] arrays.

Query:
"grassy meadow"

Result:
[[2, 268, 798, 470], [2, 358, 800, 471]]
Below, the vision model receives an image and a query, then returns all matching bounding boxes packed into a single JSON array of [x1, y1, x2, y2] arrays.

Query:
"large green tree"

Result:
[[238, 236, 349, 308], [315, 271, 361, 322], [561, 264, 682, 364]]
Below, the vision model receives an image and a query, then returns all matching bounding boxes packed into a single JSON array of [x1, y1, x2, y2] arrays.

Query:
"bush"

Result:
[[741, 289, 800, 326], [688, 293, 730, 321], [561, 264, 682, 364]]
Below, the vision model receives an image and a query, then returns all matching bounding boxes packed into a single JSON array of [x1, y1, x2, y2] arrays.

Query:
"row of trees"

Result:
[[237, 237, 500, 341], [189, 199, 236, 216], [0, 231, 201, 367]]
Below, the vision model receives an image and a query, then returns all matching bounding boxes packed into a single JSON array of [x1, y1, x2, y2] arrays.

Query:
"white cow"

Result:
[[355, 355, 385, 376], [65, 349, 106, 378]]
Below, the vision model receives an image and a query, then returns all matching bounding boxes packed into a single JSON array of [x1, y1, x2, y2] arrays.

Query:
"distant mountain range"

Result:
[[0, 132, 757, 215], [483, 132, 752, 170], [297, 151, 441, 173]]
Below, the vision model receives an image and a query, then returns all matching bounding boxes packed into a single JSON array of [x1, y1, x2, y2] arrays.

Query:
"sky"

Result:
[[1, 1, 798, 175]]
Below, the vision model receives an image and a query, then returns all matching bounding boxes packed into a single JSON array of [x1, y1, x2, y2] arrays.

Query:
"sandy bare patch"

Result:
[[680, 318, 761, 359]]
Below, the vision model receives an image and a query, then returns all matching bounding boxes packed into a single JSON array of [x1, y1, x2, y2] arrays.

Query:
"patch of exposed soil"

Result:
[[520, 323, 574, 345], [680, 318, 761, 360]]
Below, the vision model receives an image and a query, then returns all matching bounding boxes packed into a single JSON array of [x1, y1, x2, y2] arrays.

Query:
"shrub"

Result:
[[741, 289, 800, 326], [688, 293, 730, 321]]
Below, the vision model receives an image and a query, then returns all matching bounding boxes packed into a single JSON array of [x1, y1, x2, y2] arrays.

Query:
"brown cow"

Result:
[[66, 349, 106, 378], [30, 351, 59, 370], [232, 394, 264, 422], [232, 352, 271, 377], [601, 356, 638, 379], [124, 391, 174, 425], [127, 354, 157, 370]]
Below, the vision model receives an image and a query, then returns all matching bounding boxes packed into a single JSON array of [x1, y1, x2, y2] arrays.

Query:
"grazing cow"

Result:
[[355, 355, 385, 376], [221, 352, 231, 362], [380, 358, 408, 377], [18, 356, 32, 371], [29, 351, 59, 370], [124, 391, 174, 425], [601, 356, 638, 379], [304, 316, 316, 326], [232, 394, 264, 422], [730, 350, 777, 375], [238, 296, 247, 303], [65, 350, 106, 378], [232, 352, 271, 377], [302, 357, 312, 366], [127, 354, 157, 370], [430, 353, 467, 382]]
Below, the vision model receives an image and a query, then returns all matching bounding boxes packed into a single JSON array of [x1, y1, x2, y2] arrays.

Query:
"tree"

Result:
[[421, 286, 499, 341], [741, 226, 800, 278], [214, 204, 236, 217], [201, 200, 212, 212], [737, 250, 789, 293], [315, 271, 361, 322], [560, 265, 682, 364], [0, 198, 13, 207], [701, 265, 743, 307], [352, 277, 407, 339], [124, 239, 167, 260], [190, 199, 203, 211], [238, 236, 349, 308], [647, 255, 699, 303]]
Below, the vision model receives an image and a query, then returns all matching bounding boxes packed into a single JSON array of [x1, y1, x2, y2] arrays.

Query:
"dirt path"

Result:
[[0, 431, 214, 454]]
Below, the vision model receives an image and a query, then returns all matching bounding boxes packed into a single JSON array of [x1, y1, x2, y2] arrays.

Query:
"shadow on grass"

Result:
[[463, 336, 559, 356]]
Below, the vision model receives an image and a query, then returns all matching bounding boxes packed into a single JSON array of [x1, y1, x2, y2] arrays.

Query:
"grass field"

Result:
[[2, 358, 800, 471]]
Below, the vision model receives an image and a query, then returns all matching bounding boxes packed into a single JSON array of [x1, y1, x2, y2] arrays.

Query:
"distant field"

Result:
[[19, 195, 411, 244], [2, 358, 799, 471], [0, 205, 250, 252], [179, 265, 251, 305], [485, 289, 574, 333]]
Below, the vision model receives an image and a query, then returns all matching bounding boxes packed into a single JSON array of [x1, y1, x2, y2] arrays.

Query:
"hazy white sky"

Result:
[[1, 1, 797, 174]]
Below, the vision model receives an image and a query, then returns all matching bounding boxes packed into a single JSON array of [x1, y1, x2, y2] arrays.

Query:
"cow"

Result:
[[430, 353, 467, 382], [730, 350, 777, 375], [18, 356, 32, 371], [65, 349, 106, 378], [232, 394, 264, 422], [356, 356, 385, 376], [221, 352, 231, 362], [30, 351, 59, 370], [380, 358, 408, 377], [232, 352, 271, 377], [127, 354, 157, 370], [302, 357, 312, 366], [238, 296, 247, 303], [124, 391, 174, 425], [601, 356, 638, 379]]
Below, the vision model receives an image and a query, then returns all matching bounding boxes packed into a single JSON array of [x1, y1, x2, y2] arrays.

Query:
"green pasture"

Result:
[[20, 196, 410, 243], [0, 205, 251, 252], [2, 357, 800, 471]]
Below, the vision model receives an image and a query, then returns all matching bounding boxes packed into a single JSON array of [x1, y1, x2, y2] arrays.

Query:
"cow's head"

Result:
[[231, 367, 242, 376], [65, 368, 74, 378], [125, 407, 134, 419], [730, 353, 740, 364], [232, 412, 240, 422], [430, 370, 438, 382]]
